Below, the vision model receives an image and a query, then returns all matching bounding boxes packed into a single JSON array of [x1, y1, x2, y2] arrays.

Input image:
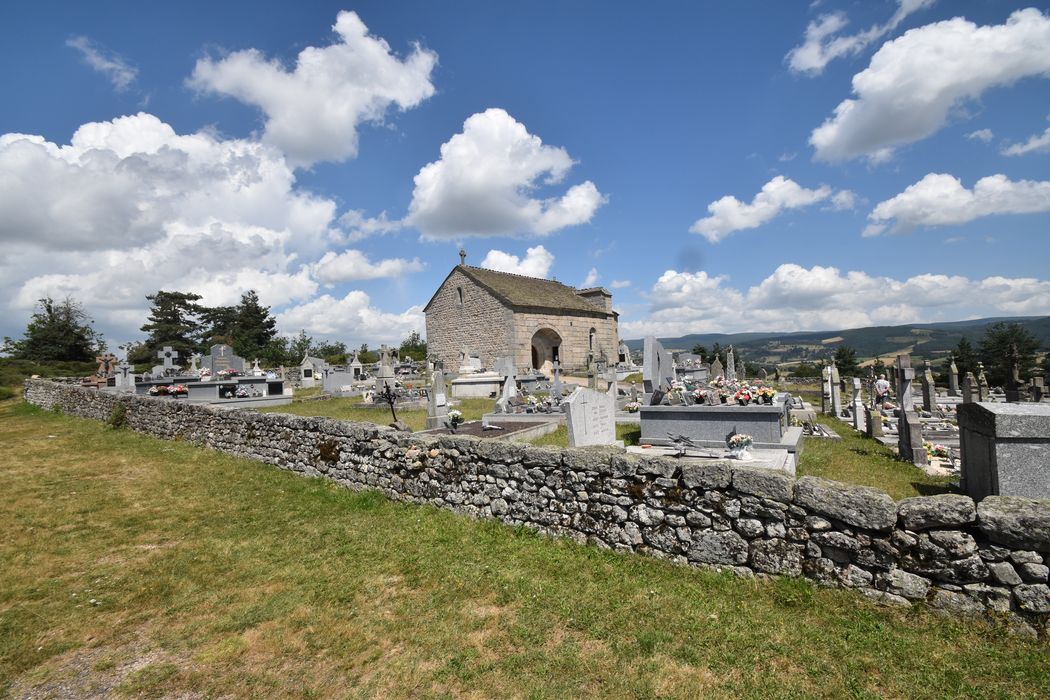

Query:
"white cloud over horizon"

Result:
[[276, 291, 424, 343], [188, 10, 436, 167], [66, 35, 138, 91], [690, 176, 838, 242], [967, 128, 995, 143], [620, 264, 1050, 338], [786, 0, 934, 76], [406, 108, 606, 239], [479, 245, 554, 279], [865, 172, 1050, 235], [811, 9, 1050, 162]]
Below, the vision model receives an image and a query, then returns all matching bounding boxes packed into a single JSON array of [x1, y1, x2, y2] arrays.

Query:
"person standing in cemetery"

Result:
[[873, 374, 891, 406]]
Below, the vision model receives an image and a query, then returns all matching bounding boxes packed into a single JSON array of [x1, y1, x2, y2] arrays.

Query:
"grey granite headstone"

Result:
[[898, 409, 927, 466], [642, 336, 674, 396], [947, 355, 959, 397], [961, 372, 976, 404], [157, 346, 179, 374], [564, 386, 618, 447], [821, 364, 831, 414], [959, 402, 1050, 500], [426, 370, 448, 429], [851, 377, 864, 431], [830, 363, 842, 417], [113, 361, 135, 392], [551, 360, 563, 399], [726, 346, 736, 381], [865, 406, 883, 438], [710, 358, 724, 381], [203, 344, 245, 374], [896, 355, 915, 411], [976, 363, 989, 401], [921, 361, 936, 413]]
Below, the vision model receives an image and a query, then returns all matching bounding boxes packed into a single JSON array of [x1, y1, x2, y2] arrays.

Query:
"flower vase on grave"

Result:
[[730, 446, 752, 461]]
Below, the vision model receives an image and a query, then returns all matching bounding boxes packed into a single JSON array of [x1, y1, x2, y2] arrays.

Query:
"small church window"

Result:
[[457, 287, 463, 306]]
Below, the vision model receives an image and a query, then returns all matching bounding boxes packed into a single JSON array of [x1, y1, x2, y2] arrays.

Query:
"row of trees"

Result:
[[3, 293, 429, 370]]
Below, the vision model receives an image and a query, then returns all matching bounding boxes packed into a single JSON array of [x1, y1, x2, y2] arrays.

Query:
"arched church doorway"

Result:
[[531, 328, 562, 372]]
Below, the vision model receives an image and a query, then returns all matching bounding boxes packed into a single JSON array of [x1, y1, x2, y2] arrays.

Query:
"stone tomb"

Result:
[[639, 402, 803, 459], [564, 386, 620, 447], [959, 402, 1050, 501], [427, 370, 449, 429]]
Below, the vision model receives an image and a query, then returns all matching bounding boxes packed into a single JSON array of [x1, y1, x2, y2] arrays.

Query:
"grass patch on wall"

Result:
[[2, 398, 1047, 698]]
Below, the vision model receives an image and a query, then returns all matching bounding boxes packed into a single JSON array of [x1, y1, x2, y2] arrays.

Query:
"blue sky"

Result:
[[2, 1, 1049, 350]]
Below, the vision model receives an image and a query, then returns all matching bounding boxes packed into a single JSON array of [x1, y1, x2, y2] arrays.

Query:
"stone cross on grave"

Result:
[[976, 362, 989, 401], [157, 346, 179, 372], [114, 360, 135, 390], [550, 360, 564, 401], [189, 353, 202, 373], [1005, 343, 1023, 402]]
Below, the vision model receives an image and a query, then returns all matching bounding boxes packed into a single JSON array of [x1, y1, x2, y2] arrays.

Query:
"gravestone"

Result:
[[725, 346, 736, 381], [758, 368, 768, 381], [959, 403, 1050, 500], [642, 336, 674, 395], [494, 357, 517, 413], [157, 346, 179, 375], [1031, 376, 1045, 403], [710, 358, 724, 381], [376, 345, 396, 390], [564, 387, 618, 447], [426, 370, 449, 429], [851, 378, 864, 431], [976, 363, 989, 401], [251, 358, 265, 376], [898, 409, 928, 466], [203, 344, 246, 375], [821, 365, 831, 414], [189, 353, 202, 374], [947, 354, 959, 397], [896, 355, 914, 411], [829, 363, 842, 417], [961, 372, 976, 404], [921, 361, 936, 413], [113, 361, 136, 392], [551, 360, 564, 400], [865, 406, 883, 438]]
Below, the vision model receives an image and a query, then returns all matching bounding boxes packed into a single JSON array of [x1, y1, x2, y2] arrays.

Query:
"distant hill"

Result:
[[624, 316, 1050, 366]]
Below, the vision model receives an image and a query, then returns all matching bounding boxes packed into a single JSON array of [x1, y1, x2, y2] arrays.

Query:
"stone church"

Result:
[[424, 253, 619, 374]]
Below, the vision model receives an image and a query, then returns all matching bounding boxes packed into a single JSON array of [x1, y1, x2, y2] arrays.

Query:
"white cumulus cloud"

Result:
[[690, 176, 835, 242], [620, 264, 1050, 337], [189, 10, 436, 167], [1002, 126, 1050, 156], [609, 279, 631, 289], [786, 0, 934, 75], [479, 245, 555, 279], [66, 35, 138, 91], [406, 108, 606, 239], [581, 267, 599, 287], [313, 249, 423, 284], [277, 291, 424, 343], [811, 9, 1050, 162], [865, 172, 1050, 235], [967, 128, 995, 142]]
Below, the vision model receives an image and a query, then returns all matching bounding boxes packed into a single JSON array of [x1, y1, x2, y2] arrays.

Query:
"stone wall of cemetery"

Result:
[[24, 378, 1050, 639]]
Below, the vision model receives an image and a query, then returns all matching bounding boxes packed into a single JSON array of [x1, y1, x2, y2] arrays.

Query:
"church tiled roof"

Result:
[[424, 265, 614, 316]]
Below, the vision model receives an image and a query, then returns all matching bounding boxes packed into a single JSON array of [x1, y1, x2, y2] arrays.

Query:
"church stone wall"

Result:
[[426, 268, 514, 371]]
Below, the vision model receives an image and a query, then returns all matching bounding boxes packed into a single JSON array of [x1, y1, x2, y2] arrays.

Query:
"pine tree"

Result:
[[3, 296, 104, 361], [953, 337, 977, 380], [232, 290, 277, 361], [398, 331, 428, 362], [978, 322, 1040, 386], [137, 291, 203, 361], [833, 345, 861, 377], [199, 305, 238, 347]]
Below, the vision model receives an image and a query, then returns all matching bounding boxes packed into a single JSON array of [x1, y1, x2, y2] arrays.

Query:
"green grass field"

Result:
[[1, 396, 1047, 698], [261, 395, 494, 432]]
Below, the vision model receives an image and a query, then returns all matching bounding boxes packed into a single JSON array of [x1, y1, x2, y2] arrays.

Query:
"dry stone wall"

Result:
[[24, 379, 1050, 639]]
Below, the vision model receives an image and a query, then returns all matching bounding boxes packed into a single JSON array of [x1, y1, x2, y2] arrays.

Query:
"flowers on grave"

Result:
[[171, 384, 188, 395], [235, 386, 250, 398], [691, 387, 706, 402], [756, 386, 776, 402], [624, 401, 641, 413], [526, 395, 540, 406], [199, 368, 211, 378], [733, 387, 753, 405], [447, 409, 464, 427], [931, 444, 951, 458], [727, 433, 753, 449], [218, 369, 240, 378], [148, 385, 165, 396]]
